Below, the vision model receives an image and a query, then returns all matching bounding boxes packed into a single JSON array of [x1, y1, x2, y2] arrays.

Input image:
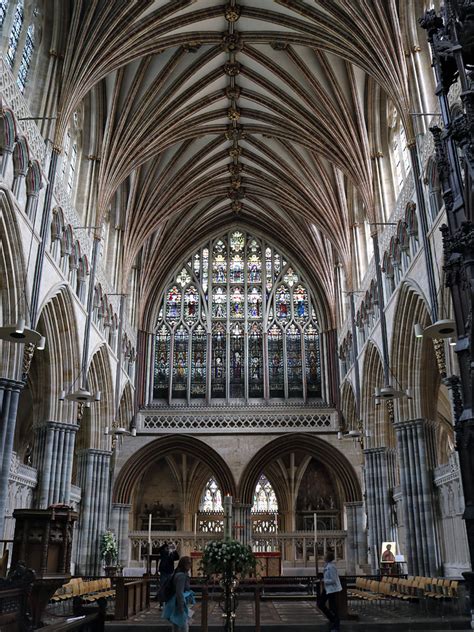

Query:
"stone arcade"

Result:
[[0, 0, 473, 627]]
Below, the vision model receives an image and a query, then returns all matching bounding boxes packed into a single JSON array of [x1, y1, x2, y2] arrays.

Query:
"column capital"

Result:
[[344, 501, 364, 508], [34, 420, 80, 433], [76, 448, 113, 458], [363, 446, 396, 456], [0, 377, 24, 391], [393, 418, 431, 431], [112, 502, 132, 511]]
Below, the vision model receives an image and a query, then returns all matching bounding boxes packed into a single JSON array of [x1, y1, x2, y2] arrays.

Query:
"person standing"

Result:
[[157, 542, 179, 606], [162, 556, 195, 632], [317, 551, 342, 632]]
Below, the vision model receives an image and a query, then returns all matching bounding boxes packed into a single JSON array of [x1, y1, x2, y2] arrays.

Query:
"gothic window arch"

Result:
[[200, 478, 223, 512], [60, 109, 82, 198], [6, 0, 24, 68], [152, 230, 322, 403], [0, 0, 8, 27], [388, 106, 411, 193], [16, 22, 34, 92], [252, 475, 278, 513]]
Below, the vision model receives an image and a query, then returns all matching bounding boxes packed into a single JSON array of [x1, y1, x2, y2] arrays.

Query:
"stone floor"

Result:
[[102, 597, 471, 631]]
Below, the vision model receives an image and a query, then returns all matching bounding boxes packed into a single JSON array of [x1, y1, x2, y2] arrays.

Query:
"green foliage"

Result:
[[100, 530, 118, 564], [201, 539, 256, 577]]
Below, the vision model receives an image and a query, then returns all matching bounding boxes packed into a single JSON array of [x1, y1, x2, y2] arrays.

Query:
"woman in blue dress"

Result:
[[162, 556, 195, 632]]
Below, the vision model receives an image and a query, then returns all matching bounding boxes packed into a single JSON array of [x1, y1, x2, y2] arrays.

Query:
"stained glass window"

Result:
[[268, 324, 284, 397], [17, 23, 34, 92], [249, 324, 263, 397], [200, 478, 223, 512], [293, 285, 308, 321], [184, 286, 198, 323], [0, 1, 7, 28], [211, 324, 226, 398], [230, 286, 244, 319], [153, 325, 170, 399], [172, 326, 188, 398], [287, 324, 303, 397], [191, 324, 206, 397], [305, 324, 321, 397], [153, 230, 322, 402], [252, 475, 278, 513], [276, 286, 290, 321], [6, 1, 23, 68], [166, 286, 181, 321], [230, 323, 244, 397]]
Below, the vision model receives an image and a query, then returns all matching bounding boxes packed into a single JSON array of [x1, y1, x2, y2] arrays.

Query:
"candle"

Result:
[[313, 512, 317, 558], [223, 494, 232, 541], [148, 513, 152, 554]]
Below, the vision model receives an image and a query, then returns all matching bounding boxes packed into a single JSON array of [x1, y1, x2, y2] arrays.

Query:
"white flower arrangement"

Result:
[[201, 539, 256, 577], [100, 530, 118, 565]]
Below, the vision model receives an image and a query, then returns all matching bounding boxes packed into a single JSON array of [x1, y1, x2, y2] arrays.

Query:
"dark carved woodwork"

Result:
[[12, 508, 78, 627], [0, 562, 35, 632], [421, 0, 474, 619]]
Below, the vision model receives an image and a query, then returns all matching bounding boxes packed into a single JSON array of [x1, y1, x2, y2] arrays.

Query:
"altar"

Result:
[[191, 550, 281, 577]]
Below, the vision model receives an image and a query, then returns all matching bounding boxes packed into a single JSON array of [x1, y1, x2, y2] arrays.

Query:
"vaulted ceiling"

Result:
[[53, 0, 423, 328]]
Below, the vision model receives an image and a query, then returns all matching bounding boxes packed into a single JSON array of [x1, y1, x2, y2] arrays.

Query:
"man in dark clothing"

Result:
[[157, 542, 179, 605]]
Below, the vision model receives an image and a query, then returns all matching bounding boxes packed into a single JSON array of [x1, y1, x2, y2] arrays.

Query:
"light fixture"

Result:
[[373, 385, 408, 400], [64, 387, 99, 403], [414, 319, 457, 340], [104, 423, 136, 438], [0, 318, 45, 348], [59, 379, 101, 403], [414, 323, 424, 338]]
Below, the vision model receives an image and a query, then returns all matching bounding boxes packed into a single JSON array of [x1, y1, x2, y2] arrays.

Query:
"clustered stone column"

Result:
[[345, 501, 367, 574], [233, 502, 252, 546], [110, 503, 132, 569], [394, 418, 439, 576], [75, 449, 112, 575], [364, 447, 397, 572], [33, 421, 79, 508], [0, 378, 24, 537]]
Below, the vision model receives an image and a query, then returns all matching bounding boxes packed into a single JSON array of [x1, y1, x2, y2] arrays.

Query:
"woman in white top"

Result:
[[317, 551, 342, 631]]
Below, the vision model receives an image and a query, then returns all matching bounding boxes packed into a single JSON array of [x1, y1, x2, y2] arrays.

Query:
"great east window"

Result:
[[153, 230, 322, 402]]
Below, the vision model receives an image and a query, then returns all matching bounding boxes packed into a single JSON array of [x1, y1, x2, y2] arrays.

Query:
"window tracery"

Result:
[[200, 478, 223, 512], [153, 230, 322, 402], [16, 22, 34, 92], [0, 1, 7, 28], [6, 0, 24, 68], [252, 475, 278, 513]]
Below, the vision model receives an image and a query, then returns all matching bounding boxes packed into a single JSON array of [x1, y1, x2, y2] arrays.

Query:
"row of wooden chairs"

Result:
[[51, 577, 115, 603], [348, 575, 460, 608]]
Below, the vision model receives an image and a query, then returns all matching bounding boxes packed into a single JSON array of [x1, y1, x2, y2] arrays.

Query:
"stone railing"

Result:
[[128, 530, 347, 567], [138, 403, 338, 434]]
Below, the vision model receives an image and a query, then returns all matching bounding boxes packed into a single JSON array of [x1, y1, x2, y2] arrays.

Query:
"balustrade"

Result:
[[128, 530, 347, 571]]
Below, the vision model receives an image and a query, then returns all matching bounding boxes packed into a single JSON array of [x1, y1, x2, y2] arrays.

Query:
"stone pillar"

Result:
[[75, 449, 112, 575], [33, 421, 79, 508], [394, 418, 439, 576], [110, 503, 132, 568], [345, 501, 367, 574], [0, 378, 24, 538], [364, 447, 397, 572], [233, 502, 252, 547]]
